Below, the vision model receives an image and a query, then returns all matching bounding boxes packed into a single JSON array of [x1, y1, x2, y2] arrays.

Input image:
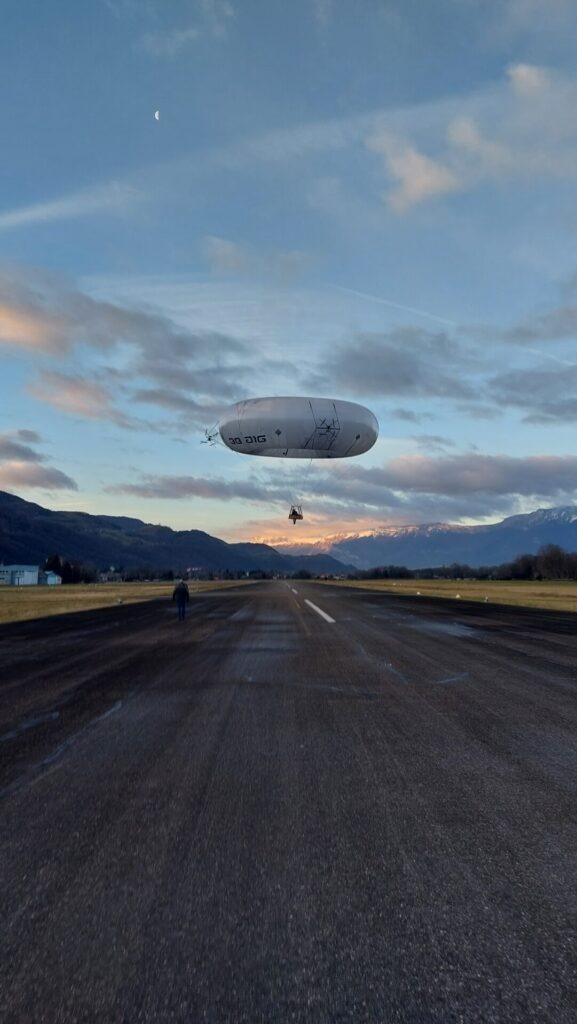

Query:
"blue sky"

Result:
[[2, 0, 577, 548]]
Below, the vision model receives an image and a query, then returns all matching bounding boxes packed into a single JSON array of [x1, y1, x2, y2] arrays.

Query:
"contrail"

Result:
[[527, 348, 576, 368], [332, 285, 457, 328]]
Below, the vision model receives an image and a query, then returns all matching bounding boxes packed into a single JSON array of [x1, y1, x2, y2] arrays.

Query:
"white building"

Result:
[[0, 565, 40, 586], [40, 570, 62, 585], [0, 566, 62, 586]]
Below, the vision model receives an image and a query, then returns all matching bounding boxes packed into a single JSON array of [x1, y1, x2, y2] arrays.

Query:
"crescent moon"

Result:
[[154, 110, 160, 121]]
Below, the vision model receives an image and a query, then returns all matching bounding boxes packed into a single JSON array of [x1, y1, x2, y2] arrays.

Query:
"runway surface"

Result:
[[1, 581, 577, 1023]]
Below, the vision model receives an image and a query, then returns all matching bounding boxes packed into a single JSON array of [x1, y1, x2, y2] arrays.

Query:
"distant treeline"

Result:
[[42, 555, 262, 583], [41, 543, 577, 584], [43, 555, 191, 584], [351, 544, 577, 582], [43, 554, 98, 584]]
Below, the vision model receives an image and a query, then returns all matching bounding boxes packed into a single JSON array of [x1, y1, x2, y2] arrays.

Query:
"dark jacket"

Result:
[[172, 582, 190, 605]]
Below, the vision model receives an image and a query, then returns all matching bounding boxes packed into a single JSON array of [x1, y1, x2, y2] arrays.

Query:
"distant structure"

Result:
[[42, 570, 62, 585], [0, 565, 62, 586]]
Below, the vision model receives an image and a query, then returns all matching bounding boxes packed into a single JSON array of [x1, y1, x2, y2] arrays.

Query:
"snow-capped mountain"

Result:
[[312, 507, 577, 569]]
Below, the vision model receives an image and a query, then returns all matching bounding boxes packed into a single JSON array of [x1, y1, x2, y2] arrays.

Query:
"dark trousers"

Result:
[[177, 602, 186, 620]]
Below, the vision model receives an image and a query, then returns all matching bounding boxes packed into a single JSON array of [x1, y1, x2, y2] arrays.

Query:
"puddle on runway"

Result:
[[370, 611, 477, 639]]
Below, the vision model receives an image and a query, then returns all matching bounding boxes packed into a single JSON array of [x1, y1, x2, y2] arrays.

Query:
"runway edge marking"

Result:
[[304, 599, 336, 624]]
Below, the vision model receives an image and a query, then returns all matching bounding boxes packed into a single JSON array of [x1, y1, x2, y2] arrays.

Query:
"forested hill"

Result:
[[0, 491, 349, 576]]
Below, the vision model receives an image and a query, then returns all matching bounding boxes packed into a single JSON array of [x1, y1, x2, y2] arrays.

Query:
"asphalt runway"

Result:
[[1, 581, 577, 1023]]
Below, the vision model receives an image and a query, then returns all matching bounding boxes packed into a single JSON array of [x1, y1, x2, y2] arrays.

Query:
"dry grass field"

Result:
[[316, 577, 577, 614], [0, 580, 255, 626]]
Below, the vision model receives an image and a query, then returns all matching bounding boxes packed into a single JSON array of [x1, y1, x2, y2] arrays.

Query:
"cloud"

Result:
[[507, 62, 550, 95], [0, 428, 77, 492], [454, 403, 502, 420], [366, 453, 577, 497], [0, 268, 250, 425], [0, 266, 276, 435], [0, 463, 78, 492], [15, 429, 42, 444], [0, 183, 141, 233], [139, 0, 233, 54], [327, 328, 477, 399], [203, 235, 311, 283], [129, 359, 250, 402], [203, 236, 248, 274], [498, 304, 577, 343], [446, 116, 515, 179], [139, 27, 199, 57], [103, 447, 577, 529], [132, 387, 222, 419], [367, 132, 461, 213], [0, 302, 61, 351], [410, 435, 456, 453], [489, 364, 577, 421], [491, 363, 577, 400], [29, 372, 114, 418], [28, 371, 141, 429], [106, 473, 281, 502], [0, 266, 246, 359], [366, 63, 577, 211], [224, 451, 574, 529], [522, 399, 577, 424], [391, 408, 427, 424], [0, 431, 45, 463], [0, 266, 202, 356]]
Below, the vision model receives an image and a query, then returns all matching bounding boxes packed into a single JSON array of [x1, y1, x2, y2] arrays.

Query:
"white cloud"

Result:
[[0, 182, 141, 232], [368, 134, 461, 213], [447, 116, 515, 179], [366, 64, 577, 211], [507, 62, 550, 96]]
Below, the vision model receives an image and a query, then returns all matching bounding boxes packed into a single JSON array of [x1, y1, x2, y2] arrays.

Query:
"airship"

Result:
[[219, 396, 378, 458], [214, 396, 379, 524]]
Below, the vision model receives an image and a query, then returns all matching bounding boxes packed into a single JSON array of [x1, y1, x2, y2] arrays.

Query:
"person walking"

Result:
[[172, 579, 190, 620]]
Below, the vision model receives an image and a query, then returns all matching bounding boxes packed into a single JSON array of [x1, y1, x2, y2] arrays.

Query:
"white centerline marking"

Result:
[[291, 588, 298, 594], [305, 599, 336, 624]]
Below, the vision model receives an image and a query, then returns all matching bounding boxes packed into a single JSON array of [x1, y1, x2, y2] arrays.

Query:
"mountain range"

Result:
[[1, 491, 577, 574], [321, 507, 577, 569], [0, 491, 350, 576]]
